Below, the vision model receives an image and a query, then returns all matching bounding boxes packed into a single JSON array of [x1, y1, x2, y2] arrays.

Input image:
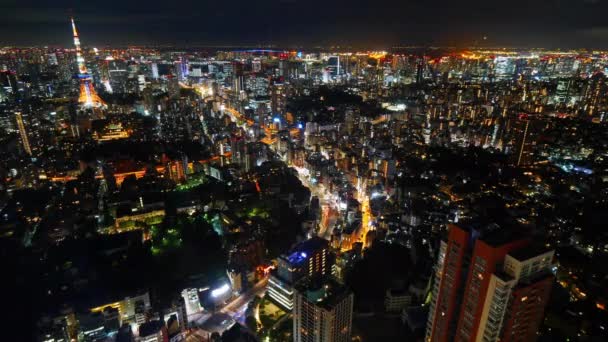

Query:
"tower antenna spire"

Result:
[[69, 15, 105, 109], [71, 16, 78, 38]]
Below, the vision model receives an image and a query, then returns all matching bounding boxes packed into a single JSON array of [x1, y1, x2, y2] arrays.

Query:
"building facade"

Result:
[[293, 278, 353, 342], [425, 224, 554, 342], [268, 237, 330, 311]]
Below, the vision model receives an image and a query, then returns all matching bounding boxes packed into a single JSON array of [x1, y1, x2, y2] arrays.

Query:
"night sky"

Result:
[[2, 0, 608, 48]]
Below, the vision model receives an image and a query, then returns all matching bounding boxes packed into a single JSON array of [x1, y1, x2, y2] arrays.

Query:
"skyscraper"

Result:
[[425, 223, 554, 342], [478, 248, 554, 342], [327, 56, 341, 77], [416, 58, 425, 84], [71, 17, 105, 108], [510, 114, 538, 167], [293, 277, 353, 342], [15, 111, 32, 156], [270, 82, 287, 119], [426, 224, 475, 342], [175, 57, 189, 81], [151, 63, 159, 80], [232, 61, 244, 94]]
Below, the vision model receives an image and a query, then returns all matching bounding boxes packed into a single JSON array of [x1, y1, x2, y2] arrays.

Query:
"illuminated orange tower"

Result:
[[71, 17, 105, 108]]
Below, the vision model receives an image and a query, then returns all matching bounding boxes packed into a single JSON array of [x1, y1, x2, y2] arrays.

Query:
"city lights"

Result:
[[3, 7, 607, 342], [211, 284, 230, 298]]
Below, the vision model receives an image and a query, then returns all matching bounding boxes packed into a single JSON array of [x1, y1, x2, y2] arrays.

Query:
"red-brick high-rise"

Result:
[[425, 223, 554, 342]]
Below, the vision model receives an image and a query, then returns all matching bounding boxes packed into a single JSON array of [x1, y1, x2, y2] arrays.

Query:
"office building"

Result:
[[293, 277, 353, 342], [175, 58, 189, 81], [151, 62, 159, 80], [384, 289, 412, 313], [181, 287, 202, 316], [268, 237, 330, 311], [327, 56, 341, 77], [416, 58, 425, 84], [425, 223, 554, 342], [167, 154, 189, 183], [252, 58, 262, 73], [89, 291, 151, 328]]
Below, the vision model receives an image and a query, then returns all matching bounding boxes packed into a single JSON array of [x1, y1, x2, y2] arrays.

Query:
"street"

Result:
[[184, 277, 269, 341]]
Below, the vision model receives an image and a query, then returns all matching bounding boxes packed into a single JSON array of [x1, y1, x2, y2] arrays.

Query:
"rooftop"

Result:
[[284, 237, 328, 265], [139, 320, 163, 337], [508, 244, 554, 262], [456, 219, 529, 247], [295, 277, 352, 310]]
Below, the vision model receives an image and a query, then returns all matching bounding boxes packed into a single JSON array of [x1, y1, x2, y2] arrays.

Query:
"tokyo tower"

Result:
[[71, 17, 105, 108]]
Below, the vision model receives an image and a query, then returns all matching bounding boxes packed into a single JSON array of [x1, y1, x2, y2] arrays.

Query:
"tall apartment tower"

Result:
[[476, 247, 554, 342], [293, 278, 353, 342], [425, 223, 554, 342]]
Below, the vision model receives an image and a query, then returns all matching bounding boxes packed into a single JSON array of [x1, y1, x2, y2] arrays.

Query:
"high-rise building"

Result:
[[167, 154, 188, 183], [246, 76, 269, 97], [232, 61, 244, 94], [268, 237, 331, 311], [582, 72, 607, 116], [425, 224, 554, 342], [151, 62, 159, 80], [509, 114, 538, 166], [70, 17, 105, 108], [252, 58, 262, 73], [278, 59, 288, 78], [477, 247, 554, 342], [555, 79, 571, 103], [48, 53, 59, 66], [327, 56, 341, 77], [270, 82, 287, 118], [416, 59, 425, 84], [175, 57, 189, 81], [15, 111, 32, 155], [230, 135, 246, 166], [293, 277, 353, 342]]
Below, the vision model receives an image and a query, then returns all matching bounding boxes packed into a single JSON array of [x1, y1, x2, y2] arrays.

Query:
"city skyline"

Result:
[[3, 1, 608, 48], [1, 6, 607, 342]]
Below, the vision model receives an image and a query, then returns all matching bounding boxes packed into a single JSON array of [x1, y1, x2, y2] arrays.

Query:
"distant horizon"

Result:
[[3, 44, 608, 52], [3, 1, 608, 49]]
